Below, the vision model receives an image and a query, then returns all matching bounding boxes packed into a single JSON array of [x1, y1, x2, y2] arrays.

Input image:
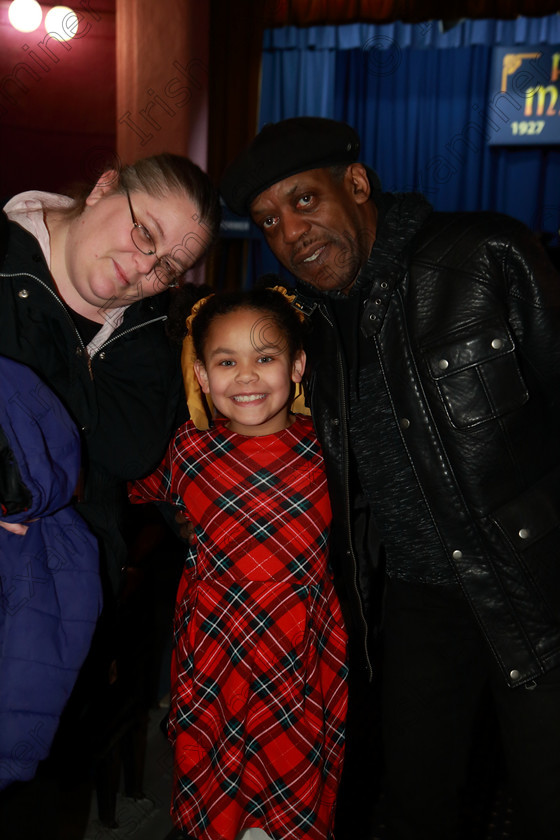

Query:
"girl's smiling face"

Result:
[[194, 306, 306, 437]]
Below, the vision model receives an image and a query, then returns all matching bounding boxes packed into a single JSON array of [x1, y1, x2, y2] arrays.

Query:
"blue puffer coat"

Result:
[[0, 357, 102, 789]]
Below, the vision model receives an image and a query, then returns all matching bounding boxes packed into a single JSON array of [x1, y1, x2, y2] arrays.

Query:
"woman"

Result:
[[0, 153, 220, 593], [0, 153, 220, 835]]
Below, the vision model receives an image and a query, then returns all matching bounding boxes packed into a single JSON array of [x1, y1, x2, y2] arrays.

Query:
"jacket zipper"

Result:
[[4, 270, 166, 377], [318, 303, 373, 680], [90, 315, 167, 357], [4, 270, 92, 378]]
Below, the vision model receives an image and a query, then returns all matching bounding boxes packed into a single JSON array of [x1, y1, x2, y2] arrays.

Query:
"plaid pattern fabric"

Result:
[[130, 415, 348, 840]]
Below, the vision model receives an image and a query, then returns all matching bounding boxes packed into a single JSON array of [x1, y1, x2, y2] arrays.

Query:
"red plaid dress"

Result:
[[130, 415, 348, 840]]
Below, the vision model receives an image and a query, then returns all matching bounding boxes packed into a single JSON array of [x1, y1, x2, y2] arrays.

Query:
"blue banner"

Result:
[[487, 47, 560, 145]]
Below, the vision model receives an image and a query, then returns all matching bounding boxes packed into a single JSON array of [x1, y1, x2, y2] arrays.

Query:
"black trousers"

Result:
[[380, 578, 560, 840]]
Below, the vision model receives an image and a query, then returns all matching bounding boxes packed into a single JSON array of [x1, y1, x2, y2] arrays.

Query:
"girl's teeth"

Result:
[[234, 394, 264, 403]]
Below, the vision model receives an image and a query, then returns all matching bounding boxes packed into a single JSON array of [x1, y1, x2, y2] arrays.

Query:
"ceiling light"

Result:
[[45, 5, 78, 41], [8, 0, 43, 33]]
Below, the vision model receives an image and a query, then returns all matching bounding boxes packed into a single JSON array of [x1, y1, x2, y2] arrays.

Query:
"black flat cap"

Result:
[[220, 117, 362, 217]]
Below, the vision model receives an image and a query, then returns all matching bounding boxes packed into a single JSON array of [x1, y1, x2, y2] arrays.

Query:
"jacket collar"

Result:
[[359, 192, 432, 336]]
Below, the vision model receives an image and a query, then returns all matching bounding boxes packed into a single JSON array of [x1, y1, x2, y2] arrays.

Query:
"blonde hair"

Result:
[[63, 152, 220, 247], [118, 154, 220, 244]]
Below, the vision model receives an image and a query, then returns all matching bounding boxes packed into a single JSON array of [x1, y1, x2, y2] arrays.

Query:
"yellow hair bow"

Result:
[[181, 294, 215, 430]]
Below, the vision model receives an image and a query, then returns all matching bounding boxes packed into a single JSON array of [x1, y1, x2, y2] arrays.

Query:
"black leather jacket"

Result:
[[294, 192, 560, 688]]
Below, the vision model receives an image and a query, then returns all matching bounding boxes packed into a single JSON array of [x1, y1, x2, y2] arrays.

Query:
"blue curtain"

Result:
[[240, 15, 560, 287]]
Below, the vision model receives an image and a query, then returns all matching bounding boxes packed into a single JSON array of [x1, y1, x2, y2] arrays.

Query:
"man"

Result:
[[220, 117, 560, 840]]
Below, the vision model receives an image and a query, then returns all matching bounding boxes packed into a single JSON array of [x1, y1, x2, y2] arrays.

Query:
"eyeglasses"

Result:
[[126, 190, 183, 287]]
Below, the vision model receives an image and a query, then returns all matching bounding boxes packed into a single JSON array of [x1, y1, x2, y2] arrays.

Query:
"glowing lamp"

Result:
[[8, 0, 43, 33], [45, 5, 79, 41]]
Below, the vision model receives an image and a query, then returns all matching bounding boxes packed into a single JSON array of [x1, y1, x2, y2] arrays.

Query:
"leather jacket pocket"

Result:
[[489, 467, 560, 619], [490, 467, 560, 551], [424, 319, 528, 428]]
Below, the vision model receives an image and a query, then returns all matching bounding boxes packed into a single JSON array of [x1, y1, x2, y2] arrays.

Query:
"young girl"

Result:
[[129, 287, 348, 840]]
